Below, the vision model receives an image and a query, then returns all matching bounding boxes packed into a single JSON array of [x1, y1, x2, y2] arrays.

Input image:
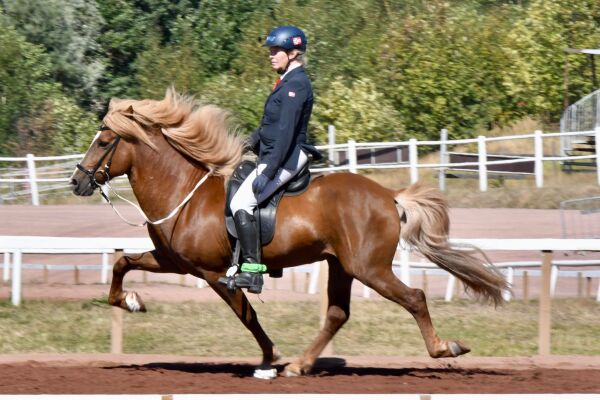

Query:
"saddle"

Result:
[[224, 159, 312, 248]]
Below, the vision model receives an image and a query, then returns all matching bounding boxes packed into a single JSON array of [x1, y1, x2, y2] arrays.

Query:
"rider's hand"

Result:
[[252, 173, 270, 196]]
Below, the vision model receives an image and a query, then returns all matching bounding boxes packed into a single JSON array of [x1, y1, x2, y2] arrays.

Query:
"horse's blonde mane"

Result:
[[103, 87, 244, 176]]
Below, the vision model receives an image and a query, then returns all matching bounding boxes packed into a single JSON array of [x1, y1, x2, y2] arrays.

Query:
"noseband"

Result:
[[76, 135, 121, 194]]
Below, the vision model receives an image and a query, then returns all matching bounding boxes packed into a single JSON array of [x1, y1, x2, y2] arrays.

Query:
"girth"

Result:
[[224, 160, 312, 246]]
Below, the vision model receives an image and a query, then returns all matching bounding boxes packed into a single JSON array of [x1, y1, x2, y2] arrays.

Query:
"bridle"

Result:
[[75, 124, 214, 227], [75, 125, 121, 201]]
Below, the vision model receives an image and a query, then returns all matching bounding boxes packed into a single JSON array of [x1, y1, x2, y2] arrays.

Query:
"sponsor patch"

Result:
[[288, 91, 296, 97], [292, 37, 302, 46]]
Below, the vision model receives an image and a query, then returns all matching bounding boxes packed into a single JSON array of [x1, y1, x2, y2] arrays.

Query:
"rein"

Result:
[[101, 167, 214, 227]]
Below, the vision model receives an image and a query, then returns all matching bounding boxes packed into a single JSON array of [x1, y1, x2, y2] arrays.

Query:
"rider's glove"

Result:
[[252, 173, 270, 196]]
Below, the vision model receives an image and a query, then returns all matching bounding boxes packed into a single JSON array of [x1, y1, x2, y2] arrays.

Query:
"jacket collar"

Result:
[[271, 66, 304, 96]]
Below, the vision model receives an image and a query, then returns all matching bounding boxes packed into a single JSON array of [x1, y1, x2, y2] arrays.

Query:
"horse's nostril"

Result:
[[70, 178, 78, 186]]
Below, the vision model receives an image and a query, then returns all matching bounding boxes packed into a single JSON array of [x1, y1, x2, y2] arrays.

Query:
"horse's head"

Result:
[[70, 122, 132, 196]]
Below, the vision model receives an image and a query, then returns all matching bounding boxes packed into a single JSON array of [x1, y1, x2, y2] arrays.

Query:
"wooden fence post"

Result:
[[291, 270, 297, 292], [111, 307, 123, 354], [319, 260, 333, 356], [539, 250, 553, 356], [523, 271, 529, 303], [111, 249, 124, 354]]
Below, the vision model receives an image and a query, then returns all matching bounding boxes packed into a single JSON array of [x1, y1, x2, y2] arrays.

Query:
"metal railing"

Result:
[[560, 88, 600, 158]]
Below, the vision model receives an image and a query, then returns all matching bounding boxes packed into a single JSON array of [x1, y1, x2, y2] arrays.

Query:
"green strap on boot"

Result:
[[240, 262, 267, 273]]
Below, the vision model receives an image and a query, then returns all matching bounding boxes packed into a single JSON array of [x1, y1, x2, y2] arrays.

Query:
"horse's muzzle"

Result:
[[70, 174, 96, 197]]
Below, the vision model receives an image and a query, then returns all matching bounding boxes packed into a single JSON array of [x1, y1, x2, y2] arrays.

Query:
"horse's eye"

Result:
[[98, 141, 109, 148]]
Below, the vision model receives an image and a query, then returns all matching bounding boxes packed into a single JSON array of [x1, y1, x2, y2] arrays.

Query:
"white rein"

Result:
[[101, 168, 214, 227]]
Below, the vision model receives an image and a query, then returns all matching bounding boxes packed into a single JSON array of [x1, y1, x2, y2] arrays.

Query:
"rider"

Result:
[[228, 25, 321, 294]]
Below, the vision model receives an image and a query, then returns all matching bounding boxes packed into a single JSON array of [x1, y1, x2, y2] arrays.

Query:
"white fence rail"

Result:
[[1, 128, 599, 205], [2, 235, 600, 356], [313, 127, 600, 191], [2, 236, 600, 304]]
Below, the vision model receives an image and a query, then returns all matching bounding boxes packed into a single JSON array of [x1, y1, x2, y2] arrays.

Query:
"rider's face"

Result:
[[269, 47, 293, 73]]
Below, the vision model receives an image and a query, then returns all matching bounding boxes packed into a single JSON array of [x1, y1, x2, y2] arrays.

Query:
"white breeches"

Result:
[[230, 151, 308, 215]]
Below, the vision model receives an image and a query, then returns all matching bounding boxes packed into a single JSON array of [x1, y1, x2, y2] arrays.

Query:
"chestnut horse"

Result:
[[70, 89, 507, 377]]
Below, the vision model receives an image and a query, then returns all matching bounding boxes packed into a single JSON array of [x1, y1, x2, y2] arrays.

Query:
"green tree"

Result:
[[0, 11, 98, 155], [13, 96, 99, 155], [135, 22, 205, 99], [378, 1, 518, 139], [503, 0, 600, 121], [0, 20, 55, 152], [1, 0, 105, 109], [311, 77, 404, 143]]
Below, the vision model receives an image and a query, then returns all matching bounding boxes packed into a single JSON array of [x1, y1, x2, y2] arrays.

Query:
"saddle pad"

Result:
[[224, 160, 312, 246]]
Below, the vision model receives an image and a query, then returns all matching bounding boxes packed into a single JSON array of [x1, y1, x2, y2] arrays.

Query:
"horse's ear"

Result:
[[125, 105, 135, 117]]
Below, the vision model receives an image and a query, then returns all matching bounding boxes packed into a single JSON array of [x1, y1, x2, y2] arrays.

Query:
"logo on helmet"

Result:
[[292, 37, 302, 46]]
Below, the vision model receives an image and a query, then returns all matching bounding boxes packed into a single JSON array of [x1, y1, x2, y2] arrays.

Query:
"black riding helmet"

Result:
[[263, 25, 307, 52]]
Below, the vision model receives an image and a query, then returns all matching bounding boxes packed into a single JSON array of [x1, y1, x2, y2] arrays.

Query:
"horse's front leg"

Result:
[[203, 270, 281, 376], [109, 250, 181, 312]]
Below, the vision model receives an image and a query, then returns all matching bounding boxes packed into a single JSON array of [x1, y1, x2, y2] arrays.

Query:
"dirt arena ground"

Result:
[[0, 354, 600, 394], [1, 205, 599, 394]]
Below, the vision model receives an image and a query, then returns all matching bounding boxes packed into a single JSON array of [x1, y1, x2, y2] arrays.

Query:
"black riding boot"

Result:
[[232, 210, 266, 293]]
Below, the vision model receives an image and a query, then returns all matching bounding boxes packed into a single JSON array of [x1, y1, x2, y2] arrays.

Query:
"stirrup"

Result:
[[234, 272, 264, 294]]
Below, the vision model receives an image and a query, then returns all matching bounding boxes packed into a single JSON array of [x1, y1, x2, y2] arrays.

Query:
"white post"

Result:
[[409, 138, 418, 184], [308, 262, 320, 294], [100, 185, 110, 203], [362, 284, 371, 298], [328, 125, 336, 165], [399, 240, 410, 286], [11, 251, 22, 306], [347, 139, 357, 174], [534, 130, 544, 188], [196, 278, 208, 288], [439, 129, 448, 192], [550, 264, 558, 297], [477, 136, 487, 192], [101, 252, 110, 284], [3, 252, 10, 282], [26, 154, 39, 206], [445, 275, 456, 302], [502, 267, 514, 302], [595, 126, 600, 186]]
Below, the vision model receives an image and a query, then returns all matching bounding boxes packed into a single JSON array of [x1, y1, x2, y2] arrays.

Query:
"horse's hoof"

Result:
[[283, 363, 308, 377], [124, 291, 146, 312], [448, 340, 470, 357]]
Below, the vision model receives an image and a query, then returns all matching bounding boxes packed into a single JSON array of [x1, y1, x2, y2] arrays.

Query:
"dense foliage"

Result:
[[0, 0, 598, 155]]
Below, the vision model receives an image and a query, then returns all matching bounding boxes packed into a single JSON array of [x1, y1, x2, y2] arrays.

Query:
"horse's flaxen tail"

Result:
[[394, 183, 508, 306]]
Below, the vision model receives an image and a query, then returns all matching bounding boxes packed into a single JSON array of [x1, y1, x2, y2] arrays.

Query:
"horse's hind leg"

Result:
[[363, 268, 470, 358], [203, 270, 281, 371], [109, 250, 180, 312], [285, 257, 354, 376]]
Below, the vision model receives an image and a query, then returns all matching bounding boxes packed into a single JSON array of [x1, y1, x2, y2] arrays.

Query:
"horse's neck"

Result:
[[128, 136, 220, 223]]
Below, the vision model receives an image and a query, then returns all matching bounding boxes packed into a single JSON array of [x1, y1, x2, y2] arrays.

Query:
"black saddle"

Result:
[[224, 159, 312, 246]]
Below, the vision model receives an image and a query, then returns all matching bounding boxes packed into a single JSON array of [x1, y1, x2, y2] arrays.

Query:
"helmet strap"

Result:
[[279, 50, 298, 74]]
